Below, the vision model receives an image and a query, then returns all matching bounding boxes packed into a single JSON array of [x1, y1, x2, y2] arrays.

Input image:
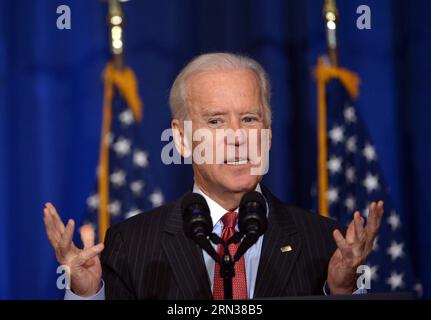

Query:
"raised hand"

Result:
[[43, 202, 104, 297], [327, 201, 384, 294]]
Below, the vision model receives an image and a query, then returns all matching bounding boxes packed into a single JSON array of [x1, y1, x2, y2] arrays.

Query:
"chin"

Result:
[[222, 175, 259, 193]]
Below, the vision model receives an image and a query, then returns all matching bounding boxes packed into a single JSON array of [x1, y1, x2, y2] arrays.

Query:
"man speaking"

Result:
[[43, 53, 383, 299]]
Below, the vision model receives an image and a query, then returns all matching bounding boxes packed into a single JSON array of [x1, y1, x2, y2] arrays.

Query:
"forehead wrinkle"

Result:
[[186, 69, 263, 117]]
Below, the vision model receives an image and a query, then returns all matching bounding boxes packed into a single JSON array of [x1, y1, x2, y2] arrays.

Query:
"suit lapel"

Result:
[[161, 196, 212, 299], [254, 187, 303, 298]]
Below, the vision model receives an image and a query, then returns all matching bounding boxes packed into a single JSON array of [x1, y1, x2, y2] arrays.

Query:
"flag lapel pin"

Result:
[[280, 245, 292, 253]]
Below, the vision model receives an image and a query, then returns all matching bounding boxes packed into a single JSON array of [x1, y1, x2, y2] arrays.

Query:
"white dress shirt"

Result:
[[193, 183, 266, 299]]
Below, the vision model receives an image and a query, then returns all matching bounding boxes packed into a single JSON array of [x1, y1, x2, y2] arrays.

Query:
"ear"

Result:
[[172, 119, 192, 158]]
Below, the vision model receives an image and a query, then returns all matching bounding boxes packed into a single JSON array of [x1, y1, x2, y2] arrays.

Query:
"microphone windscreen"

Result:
[[239, 191, 266, 212], [181, 192, 209, 213], [181, 192, 212, 239], [238, 191, 268, 238]]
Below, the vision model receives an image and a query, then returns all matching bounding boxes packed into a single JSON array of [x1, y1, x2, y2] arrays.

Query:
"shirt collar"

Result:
[[192, 183, 262, 227]]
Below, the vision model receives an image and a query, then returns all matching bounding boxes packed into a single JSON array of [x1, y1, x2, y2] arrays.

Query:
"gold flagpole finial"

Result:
[[107, 0, 125, 69], [323, 0, 339, 66]]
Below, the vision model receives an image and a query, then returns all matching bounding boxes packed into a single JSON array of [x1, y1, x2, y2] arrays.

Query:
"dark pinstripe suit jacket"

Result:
[[101, 185, 341, 299]]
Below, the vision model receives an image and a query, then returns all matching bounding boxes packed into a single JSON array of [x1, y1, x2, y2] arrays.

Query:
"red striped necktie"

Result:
[[212, 211, 248, 300]]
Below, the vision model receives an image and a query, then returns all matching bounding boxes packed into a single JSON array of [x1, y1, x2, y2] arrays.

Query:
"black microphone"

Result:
[[181, 192, 220, 263], [234, 191, 268, 262]]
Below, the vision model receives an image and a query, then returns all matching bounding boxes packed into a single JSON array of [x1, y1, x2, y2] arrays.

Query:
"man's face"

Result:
[[176, 69, 271, 197]]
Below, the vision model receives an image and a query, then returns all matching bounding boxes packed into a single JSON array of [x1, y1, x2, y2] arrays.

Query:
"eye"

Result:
[[208, 118, 223, 126], [243, 116, 258, 123]]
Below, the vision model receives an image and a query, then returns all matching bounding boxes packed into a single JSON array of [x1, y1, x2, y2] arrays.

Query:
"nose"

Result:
[[225, 119, 247, 146]]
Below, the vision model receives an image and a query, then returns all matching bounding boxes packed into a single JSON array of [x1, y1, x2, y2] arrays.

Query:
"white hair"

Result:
[[169, 52, 272, 127]]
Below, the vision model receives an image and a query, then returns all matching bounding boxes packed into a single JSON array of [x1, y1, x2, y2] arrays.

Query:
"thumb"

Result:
[[80, 224, 96, 249], [75, 243, 105, 267]]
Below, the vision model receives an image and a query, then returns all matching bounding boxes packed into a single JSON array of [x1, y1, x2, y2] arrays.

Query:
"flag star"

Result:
[[372, 235, 379, 251], [326, 187, 339, 205], [387, 241, 405, 261], [327, 156, 342, 175], [86, 194, 99, 210], [108, 200, 122, 217], [363, 173, 379, 193], [134, 150, 149, 168], [119, 109, 134, 126], [345, 166, 356, 183], [387, 211, 401, 232], [344, 195, 356, 212], [346, 136, 357, 153], [370, 265, 379, 281], [328, 126, 345, 145], [110, 170, 126, 188], [149, 190, 164, 207], [363, 143, 377, 162], [130, 180, 145, 196], [344, 106, 357, 123], [112, 137, 131, 157], [125, 208, 141, 219], [386, 272, 404, 291]]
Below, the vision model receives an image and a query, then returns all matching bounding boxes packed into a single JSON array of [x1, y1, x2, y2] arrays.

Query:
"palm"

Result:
[[328, 248, 357, 292], [44, 203, 104, 297], [327, 201, 384, 294], [64, 243, 102, 296]]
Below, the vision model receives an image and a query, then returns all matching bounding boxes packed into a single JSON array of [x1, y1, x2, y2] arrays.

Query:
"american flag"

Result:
[[84, 85, 165, 232], [323, 79, 421, 296]]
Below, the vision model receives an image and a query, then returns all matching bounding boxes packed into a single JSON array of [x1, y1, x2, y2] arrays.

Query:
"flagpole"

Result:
[[323, 0, 339, 67], [316, 1, 360, 217], [316, 0, 340, 217], [108, 0, 124, 70], [98, 0, 125, 241], [98, 0, 124, 242], [97, 0, 144, 241]]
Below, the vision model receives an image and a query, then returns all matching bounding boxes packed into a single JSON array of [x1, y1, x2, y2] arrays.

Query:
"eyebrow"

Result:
[[200, 107, 262, 117], [240, 109, 262, 116], [202, 111, 227, 117]]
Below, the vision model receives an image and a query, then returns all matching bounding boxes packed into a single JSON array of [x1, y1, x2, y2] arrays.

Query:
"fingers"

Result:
[[44, 203, 78, 264], [44, 202, 67, 248], [75, 243, 104, 266], [58, 219, 75, 257], [364, 201, 384, 253], [344, 211, 366, 253], [353, 211, 366, 243], [43, 205, 62, 246], [367, 201, 384, 235], [45, 202, 66, 234], [43, 206, 64, 248], [333, 229, 353, 262], [43, 202, 103, 272], [345, 218, 356, 244], [367, 202, 376, 231], [376, 200, 384, 231], [80, 224, 96, 249], [334, 201, 384, 267]]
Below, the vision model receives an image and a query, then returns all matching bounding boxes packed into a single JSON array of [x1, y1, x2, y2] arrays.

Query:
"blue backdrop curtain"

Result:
[[0, 0, 430, 299]]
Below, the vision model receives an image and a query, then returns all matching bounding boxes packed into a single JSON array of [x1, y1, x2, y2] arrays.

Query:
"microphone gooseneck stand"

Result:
[[181, 191, 267, 301], [209, 232, 243, 300]]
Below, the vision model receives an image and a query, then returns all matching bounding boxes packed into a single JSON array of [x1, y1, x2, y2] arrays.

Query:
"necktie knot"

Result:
[[222, 211, 238, 230]]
